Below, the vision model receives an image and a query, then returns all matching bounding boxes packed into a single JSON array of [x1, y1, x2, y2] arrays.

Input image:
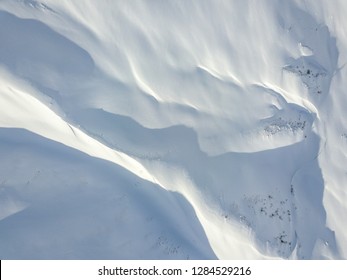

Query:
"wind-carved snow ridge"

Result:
[[256, 86, 313, 141], [0, 128, 216, 259], [19, 0, 56, 13], [0, 0, 346, 259]]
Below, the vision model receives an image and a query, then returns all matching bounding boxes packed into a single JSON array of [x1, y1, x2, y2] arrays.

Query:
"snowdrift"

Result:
[[0, 0, 346, 259]]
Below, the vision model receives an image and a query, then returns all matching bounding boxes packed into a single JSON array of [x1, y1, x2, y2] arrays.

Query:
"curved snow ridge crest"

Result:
[[0, 76, 157, 185], [258, 83, 319, 118]]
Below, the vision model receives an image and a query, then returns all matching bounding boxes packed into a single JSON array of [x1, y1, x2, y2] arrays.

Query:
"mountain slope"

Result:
[[0, 0, 346, 259]]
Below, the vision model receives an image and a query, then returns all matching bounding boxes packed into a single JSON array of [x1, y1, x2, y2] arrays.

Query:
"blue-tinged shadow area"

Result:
[[0, 10, 94, 89], [0, 128, 217, 259], [70, 107, 339, 259]]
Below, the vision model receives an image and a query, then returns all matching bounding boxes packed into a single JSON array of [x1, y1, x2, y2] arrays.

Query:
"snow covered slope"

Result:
[[0, 0, 346, 259]]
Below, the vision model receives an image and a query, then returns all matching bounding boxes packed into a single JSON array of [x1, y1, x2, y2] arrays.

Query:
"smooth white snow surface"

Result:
[[0, 0, 346, 259]]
